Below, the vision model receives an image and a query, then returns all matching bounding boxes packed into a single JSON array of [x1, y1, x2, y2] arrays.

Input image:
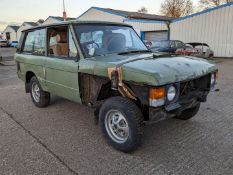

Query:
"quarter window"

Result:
[[23, 29, 46, 55]]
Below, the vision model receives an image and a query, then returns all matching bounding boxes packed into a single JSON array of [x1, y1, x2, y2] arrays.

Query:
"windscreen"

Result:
[[74, 24, 148, 58]]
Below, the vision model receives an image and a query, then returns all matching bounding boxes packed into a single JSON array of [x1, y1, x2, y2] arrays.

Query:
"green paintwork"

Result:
[[79, 53, 217, 86], [15, 21, 217, 105], [15, 53, 81, 103]]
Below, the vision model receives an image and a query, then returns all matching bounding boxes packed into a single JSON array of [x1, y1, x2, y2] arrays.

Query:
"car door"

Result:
[[45, 25, 81, 103]]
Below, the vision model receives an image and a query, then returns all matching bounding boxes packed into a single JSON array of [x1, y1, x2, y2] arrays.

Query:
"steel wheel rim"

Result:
[[105, 110, 129, 143], [32, 82, 40, 103]]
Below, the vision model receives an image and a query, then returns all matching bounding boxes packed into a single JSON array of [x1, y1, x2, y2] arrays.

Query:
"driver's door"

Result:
[[45, 26, 81, 103]]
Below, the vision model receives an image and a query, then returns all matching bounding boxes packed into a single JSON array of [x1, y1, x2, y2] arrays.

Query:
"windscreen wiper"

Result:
[[118, 50, 151, 55]]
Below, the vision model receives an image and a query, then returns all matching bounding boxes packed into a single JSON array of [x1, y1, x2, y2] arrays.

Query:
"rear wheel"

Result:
[[99, 97, 144, 152], [30, 76, 50, 108], [175, 103, 200, 120]]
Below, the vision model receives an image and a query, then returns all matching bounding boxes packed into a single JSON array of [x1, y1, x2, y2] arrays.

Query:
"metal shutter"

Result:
[[145, 31, 168, 42]]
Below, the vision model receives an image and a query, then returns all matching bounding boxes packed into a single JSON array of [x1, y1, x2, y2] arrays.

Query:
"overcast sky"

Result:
[[0, 0, 199, 31]]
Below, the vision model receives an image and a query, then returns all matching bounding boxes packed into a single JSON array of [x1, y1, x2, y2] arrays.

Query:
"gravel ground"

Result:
[[0, 59, 232, 175]]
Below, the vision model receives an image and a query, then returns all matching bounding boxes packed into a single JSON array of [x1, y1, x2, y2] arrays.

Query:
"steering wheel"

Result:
[[82, 41, 99, 49]]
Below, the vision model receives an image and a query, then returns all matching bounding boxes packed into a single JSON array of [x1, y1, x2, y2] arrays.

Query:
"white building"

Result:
[[43, 16, 75, 25], [171, 2, 233, 57], [2, 25, 19, 42], [78, 7, 174, 41], [17, 22, 38, 41]]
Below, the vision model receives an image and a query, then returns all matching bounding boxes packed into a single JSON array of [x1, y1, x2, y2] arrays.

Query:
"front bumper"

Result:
[[148, 73, 213, 123]]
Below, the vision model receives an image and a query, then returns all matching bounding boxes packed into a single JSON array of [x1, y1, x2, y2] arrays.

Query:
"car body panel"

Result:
[[15, 53, 47, 90], [79, 53, 217, 86], [45, 57, 81, 103]]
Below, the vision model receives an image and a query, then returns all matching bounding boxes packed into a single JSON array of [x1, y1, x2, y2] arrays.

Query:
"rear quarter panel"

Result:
[[15, 53, 47, 91]]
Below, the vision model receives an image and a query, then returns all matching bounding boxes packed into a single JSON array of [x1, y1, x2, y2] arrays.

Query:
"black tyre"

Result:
[[99, 96, 144, 153], [30, 76, 50, 108], [175, 103, 201, 120]]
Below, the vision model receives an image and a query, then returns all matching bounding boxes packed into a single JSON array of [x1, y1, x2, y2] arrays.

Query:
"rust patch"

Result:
[[108, 67, 136, 100]]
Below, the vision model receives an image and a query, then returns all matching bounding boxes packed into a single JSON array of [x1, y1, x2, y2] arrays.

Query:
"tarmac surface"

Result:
[[0, 57, 232, 175]]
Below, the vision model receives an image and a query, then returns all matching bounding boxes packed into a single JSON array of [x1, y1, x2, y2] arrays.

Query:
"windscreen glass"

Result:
[[74, 24, 148, 58]]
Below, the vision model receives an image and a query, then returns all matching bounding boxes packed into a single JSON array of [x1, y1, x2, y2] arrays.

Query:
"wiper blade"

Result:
[[118, 50, 151, 55]]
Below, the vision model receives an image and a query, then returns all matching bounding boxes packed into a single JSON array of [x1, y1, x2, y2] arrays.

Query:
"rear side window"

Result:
[[23, 29, 46, 55]]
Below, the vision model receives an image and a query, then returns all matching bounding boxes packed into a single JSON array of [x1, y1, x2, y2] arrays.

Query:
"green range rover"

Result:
[[15, 21, 218, 152]]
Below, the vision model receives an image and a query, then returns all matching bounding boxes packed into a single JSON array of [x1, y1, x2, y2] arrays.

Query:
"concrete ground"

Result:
[[0, 58, 232, 175]]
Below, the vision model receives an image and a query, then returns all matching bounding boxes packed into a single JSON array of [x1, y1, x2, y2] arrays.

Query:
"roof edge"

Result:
[[124, 19, 167, 24], [172, 2, 233, 23]]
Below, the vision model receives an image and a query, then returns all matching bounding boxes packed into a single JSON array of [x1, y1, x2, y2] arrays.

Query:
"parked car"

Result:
[[150, 40, 185, 53], [10, 41, 18, 48], [176, 43, 214, 58], [15, 21, 218, 152], [0, 39, 8, 47]]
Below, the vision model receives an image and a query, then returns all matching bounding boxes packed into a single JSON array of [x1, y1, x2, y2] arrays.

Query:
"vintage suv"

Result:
[[15, 21, 218, 152]]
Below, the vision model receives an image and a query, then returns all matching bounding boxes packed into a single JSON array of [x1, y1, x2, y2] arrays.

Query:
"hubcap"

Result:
[[31, 82, 40, 103], [105, 110, 129, 143]]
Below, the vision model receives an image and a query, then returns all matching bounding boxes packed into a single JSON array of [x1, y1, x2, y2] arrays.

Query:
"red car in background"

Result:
[[176, 43, 214, 58]]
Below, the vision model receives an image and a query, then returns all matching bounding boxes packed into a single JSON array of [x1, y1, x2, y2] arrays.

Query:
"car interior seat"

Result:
[[104, 33, 126, 53], [52, 32, 68, 57]]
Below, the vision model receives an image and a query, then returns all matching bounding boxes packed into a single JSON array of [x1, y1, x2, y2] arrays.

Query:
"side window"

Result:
[[23, 29, 46, 55], [176, 41, 184, 48], [69, 29, 78, 58]]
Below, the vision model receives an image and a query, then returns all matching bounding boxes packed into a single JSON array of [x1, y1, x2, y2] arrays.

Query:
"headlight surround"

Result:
[[167, 86, 176, 101], [211, 73, 215, 86]]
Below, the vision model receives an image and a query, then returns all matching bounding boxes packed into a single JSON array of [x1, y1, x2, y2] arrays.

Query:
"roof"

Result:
[[22, 20, 132, 32], [172, 2, 233, 23], [78, 7, 175, 21], [9, 25, 20, 32], [46, 16, 76, 22], [24, 22, 38, 27]]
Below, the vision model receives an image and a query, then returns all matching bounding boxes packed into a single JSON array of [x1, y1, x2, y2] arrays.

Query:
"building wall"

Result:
[[2, 27, 17, 41], [17, 23, 32, 41], [78, 8, 168, 40], [78, 8, 124, 23], [124, 20, 168, 32], [170, 3, 233, 57]]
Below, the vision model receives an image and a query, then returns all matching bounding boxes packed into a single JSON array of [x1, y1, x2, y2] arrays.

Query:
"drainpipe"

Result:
[[166, 21, 171, 40]]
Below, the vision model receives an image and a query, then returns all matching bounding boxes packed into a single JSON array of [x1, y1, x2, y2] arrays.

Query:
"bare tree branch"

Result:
[[160, 0, 194, 18], [138, 7, 148, 13], [198, 0, 231, 11]]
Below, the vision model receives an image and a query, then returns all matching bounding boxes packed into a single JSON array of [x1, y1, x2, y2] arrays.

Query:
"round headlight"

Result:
[[211, 73, 215, 86], [167, 86, 176, 101]]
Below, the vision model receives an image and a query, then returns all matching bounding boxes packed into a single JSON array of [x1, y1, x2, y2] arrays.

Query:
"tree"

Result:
[[138, 7, 148, 13], [160, 0, 194, 18], [198, 0, 232, 10]]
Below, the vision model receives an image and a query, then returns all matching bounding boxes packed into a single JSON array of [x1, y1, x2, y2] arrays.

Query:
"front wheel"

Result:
[[99, 97, 144, 153], [175, 103, 201, 120], [30, 76, 50, 108]]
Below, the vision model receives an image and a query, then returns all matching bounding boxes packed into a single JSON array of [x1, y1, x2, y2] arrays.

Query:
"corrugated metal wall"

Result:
[[170, 3, 233, 57]]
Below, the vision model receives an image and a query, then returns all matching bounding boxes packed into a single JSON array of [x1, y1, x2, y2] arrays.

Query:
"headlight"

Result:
[[210, 72, 218, 88], [211, 73, 215, 86], [167, 86, 176, 101]]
